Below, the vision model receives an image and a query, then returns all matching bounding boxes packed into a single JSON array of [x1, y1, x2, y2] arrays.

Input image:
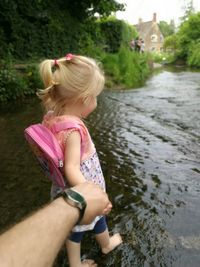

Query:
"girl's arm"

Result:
[[64, 131, 86, 186]]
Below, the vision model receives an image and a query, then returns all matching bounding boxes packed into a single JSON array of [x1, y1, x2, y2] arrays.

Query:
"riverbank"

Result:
[[0, 49, 152, 103]]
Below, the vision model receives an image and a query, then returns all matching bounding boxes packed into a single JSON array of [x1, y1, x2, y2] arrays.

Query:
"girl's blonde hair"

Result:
[[37, 54, 105, 114]]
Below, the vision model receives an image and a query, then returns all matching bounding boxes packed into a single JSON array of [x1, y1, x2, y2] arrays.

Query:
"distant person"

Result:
[[135, 37, 142, 52], [140, 40, 145, 53], [34, 53, 122, 267], [130, 39, 135, 51], [0, 182, 113, 267]]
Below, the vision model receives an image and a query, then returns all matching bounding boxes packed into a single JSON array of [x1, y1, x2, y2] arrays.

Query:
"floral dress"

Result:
[[42, 111, 106, 232]]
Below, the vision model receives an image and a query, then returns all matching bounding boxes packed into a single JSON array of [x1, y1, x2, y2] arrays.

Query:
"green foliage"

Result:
[[0, 62, 27, 102], [187, 41, 200, 67], [159, 21, 175, 37], [0, 60, 42, 103], [77, 21, 105, 58], [87, 0, 124, 17], [179, 0, 195, 23], [121, 20, 138, 48], [101, 53, 119, 76], [98, 18, 137, 53], [65, 0, 124, 19], [151, 53, 164, 63], [0, 0, 151, 102], [0, 47, 151, 102], [0, 0, 124, 60], [118, 46, 151, 87], [176, 12, 200, 60], [25, 64, 43, 93], [151, 52, 176, 64], [163, 34, 178, 52], [102, 47, 151, 89]]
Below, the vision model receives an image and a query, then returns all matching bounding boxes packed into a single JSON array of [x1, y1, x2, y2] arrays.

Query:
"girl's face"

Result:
[[81, 96, 97, 118]]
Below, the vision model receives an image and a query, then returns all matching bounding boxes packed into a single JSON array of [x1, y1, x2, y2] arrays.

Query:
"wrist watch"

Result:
[[55, 188, 87, 223]]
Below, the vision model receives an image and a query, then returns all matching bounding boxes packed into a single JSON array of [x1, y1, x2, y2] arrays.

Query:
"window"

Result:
[[151, 34, 158, 42]]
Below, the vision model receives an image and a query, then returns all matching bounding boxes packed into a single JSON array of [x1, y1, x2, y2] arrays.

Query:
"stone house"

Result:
[[134, 13, 164, 52]]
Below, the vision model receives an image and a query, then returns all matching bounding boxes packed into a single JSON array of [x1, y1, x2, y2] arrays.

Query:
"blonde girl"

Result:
[[38, 54, 122, 267]]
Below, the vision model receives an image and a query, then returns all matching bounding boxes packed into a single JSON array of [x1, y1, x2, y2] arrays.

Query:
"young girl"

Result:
[[37, 53, 122, 267]]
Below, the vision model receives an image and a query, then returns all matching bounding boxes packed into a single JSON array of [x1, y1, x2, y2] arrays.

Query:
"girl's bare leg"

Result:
[[66, 239, 97, 267], [95, 229, 122, 254]]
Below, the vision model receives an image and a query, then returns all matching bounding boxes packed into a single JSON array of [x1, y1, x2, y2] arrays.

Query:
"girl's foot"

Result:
[[101, 233, 122, 254], [81, 259, 97, 266]]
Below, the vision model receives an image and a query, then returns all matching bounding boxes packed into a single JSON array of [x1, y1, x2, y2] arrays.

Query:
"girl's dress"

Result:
[[42, 111, 106, 232]]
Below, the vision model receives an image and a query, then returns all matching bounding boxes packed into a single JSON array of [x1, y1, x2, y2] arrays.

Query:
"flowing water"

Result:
[[0, 68, 200, 266]]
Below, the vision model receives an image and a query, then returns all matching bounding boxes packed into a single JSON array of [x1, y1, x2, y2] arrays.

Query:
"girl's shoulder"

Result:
[[42, 111, 95, 160], [42, 111, 89, 139], [43, 111, 85, 128]]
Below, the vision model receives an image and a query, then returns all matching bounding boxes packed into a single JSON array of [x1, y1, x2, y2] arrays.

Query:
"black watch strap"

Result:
[[55, 189, 87, 223]]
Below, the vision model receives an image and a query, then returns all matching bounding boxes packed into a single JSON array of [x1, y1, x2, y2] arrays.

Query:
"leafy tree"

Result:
[[179, 0, 195, 22], [163, 34, 177, 52], [65, 0, 124, 19], [176, 12, 200, 59], [98, 17, 137, 53], [159, 20, 175, 37], [0, 0, 124, 59], [187, 41, 200, 67]]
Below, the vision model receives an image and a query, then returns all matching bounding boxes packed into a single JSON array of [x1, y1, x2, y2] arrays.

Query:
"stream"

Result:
[[0, 67, 200, 266]]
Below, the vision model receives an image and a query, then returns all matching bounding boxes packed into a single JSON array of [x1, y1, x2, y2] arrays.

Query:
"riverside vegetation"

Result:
[[0, 0, 152, 103], [0, 47, 152, 103], [1, 1, 199, 103], [158, 9, 200, 67]]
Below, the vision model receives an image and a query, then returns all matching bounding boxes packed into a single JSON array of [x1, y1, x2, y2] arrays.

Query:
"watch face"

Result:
[[61, 188, 87, 223], [65, 189, 86, 210], [68, 190, 84, 203]]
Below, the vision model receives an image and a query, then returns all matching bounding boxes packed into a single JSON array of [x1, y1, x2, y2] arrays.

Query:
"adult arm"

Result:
[[0, 182, 112, 267]]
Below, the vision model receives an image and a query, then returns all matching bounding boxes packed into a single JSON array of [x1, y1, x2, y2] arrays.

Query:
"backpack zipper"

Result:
[[59, 160, 64, 168]]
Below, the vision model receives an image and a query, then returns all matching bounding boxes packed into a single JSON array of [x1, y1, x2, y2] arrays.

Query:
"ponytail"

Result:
[[37, 59, 59, 111], [37, 54, 105, 114], [39, 59, 54, 88]]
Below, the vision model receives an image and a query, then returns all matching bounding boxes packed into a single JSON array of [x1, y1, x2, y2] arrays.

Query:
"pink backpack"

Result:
[[24, 122, 84, 188]]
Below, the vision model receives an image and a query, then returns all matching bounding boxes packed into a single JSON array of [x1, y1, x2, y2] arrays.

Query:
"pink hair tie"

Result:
[[54, 59, 58, 66], [65, 53, 73, 61]]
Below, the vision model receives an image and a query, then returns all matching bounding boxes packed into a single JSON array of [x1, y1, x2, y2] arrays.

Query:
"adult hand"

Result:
[[72, 182, 112, 225]]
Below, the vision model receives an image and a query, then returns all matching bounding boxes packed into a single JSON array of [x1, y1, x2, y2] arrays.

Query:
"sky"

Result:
[[116, 0, 200, 26]]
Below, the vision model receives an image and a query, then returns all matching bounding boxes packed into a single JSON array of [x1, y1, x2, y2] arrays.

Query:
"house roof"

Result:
[[134, 20, 164, 40], [134, 21, 153, 37]]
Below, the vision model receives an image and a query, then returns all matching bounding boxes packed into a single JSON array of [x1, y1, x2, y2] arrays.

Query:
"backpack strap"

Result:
[[50, 121, 84, 140], [50, 121, 86, 156]]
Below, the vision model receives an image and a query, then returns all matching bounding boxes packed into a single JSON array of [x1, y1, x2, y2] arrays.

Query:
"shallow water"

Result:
[[0, 68, 200, 266]]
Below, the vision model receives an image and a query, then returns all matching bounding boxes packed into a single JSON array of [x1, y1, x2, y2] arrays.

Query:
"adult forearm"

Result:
[[0, 198, 79, 267]]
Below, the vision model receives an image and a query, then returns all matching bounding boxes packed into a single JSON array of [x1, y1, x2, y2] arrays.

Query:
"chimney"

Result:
[[138, 18, 143, 24], [153, 13, 157, 22]]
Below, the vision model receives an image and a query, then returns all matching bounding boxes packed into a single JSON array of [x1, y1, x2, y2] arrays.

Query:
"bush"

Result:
[[98, 17, 137, 53], [24, 64, 42, 94], [151, 52, 176, 64], [102, 47, 151, 89], [0, 61, 42, 103], [119, 47, 151, 87], [187, 41, 200, 67], [101, 53, 120, 78], [0, 62, 28, 102]]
